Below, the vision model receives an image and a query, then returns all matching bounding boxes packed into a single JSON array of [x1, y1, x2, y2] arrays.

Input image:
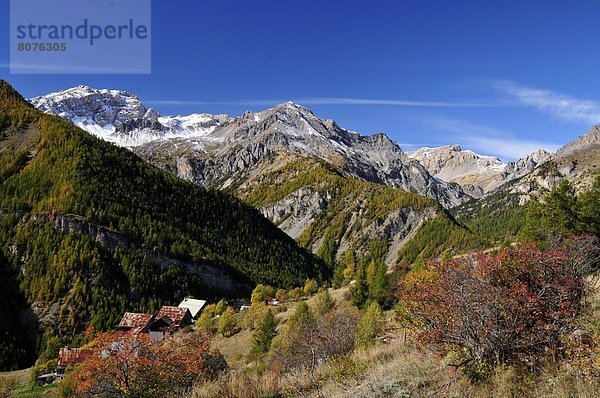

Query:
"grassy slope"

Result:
[[200, 285, 600, 398]]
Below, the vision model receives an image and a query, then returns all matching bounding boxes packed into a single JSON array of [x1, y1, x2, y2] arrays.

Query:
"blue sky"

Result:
[[3, 0, 600, 161]]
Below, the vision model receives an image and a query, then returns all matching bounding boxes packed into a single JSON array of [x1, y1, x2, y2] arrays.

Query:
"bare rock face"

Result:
[[407, 144, 504, 181], [407, 144, 558, 195], [407, 144, 506, 192], [260, 187, 326, 239], [31, 88, 471, 208], [502, 149, 553, 178], [250, 171, 440, 269], [555, 125, 600, 158]]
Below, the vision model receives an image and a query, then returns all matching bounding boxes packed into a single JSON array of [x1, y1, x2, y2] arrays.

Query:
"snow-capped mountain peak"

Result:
[[30, 86, 231, 147], [33, 85, 147, 118]]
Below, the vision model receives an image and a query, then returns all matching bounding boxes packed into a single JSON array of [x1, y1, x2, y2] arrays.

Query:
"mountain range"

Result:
[[34, 86, 598, 200], [30, 85, 600, 266], [31, 86, 470, 208], [406, 145, 553, 197]]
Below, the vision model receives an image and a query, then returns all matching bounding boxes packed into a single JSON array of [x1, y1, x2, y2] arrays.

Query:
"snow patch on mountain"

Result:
[[30, 86, 230, 147]]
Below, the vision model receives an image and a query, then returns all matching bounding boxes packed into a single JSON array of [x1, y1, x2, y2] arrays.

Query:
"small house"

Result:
[[178, 297, 207, 320], [146, 316, 175, 341], [116, 312, 154, 335], [155, 306, 192, 328], [56, 347, 95, 379]]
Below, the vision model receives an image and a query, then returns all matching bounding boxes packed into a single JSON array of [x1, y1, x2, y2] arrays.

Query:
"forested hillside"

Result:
[[453, 169, 600, 246], [0, 81, 325, 370], [452, 180, 529, 245]]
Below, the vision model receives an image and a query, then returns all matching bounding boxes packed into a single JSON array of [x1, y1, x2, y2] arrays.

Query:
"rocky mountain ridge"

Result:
[[502, 127, 600, 200], [407, 144, 554, 197], [31, 86, 470, 208]]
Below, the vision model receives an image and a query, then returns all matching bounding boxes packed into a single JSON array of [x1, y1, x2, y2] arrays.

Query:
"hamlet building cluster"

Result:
[[41, 297, 207, 384]]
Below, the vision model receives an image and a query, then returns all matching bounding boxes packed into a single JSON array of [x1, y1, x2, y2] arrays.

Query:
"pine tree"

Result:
[[275, 289, 286, 302], [214, 299, 227, 316], [313, 289, 335, 316], [350, 264, 369, 309], [287, 287, 302, 301], [343, 249, 356, 284], [303, 279, 319, 296], [354, 301, 383, 349], [251, 284, 268, 304], [579, 174, 600, 237], [370, 262, 389, 306], [241, 301, 267, 330], [332, 264, 344, 289], [195, 304, 216, 333], [250, 308, 276, 357], [289, 302, 312, 325], [520, 179, 591, 245]]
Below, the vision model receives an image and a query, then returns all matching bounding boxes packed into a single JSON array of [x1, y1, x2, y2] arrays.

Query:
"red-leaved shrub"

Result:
[[399, 240, 595, 371]]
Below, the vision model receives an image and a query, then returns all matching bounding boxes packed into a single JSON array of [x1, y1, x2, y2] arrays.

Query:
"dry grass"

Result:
[[191, 366, 287, 398], [313, 341, 597, 398], [212, 328, 254, 369], [0, 368, 33, 397], [195, 284, 599, 398]]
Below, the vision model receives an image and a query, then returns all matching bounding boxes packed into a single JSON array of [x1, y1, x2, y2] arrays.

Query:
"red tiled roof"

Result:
[[156, 306, 189, 325], [117, 312, 153, 330], [57, 347, 94, 366]]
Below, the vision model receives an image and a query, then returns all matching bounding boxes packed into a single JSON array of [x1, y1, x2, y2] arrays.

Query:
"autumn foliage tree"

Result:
[[65, 331, 227, 398], [398, 240, 595, 372], [218, 306, 237, 337], [274, 303, 359, 372]]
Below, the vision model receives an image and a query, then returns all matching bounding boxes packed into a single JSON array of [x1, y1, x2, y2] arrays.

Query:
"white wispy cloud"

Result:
[[146, 97, 502, 108], [493, 81, 600, 124], [417, 117, 561, 160], [0, 60, 148, 74]]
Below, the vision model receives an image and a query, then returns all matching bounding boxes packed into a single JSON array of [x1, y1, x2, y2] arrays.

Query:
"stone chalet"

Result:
[[116, 312, 155, 335], [55, 347, 95, 380], [155, 306, 192, 328]]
